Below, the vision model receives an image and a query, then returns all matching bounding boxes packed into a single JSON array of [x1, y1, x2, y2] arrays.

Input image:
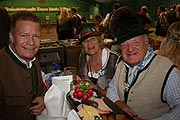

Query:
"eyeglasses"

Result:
[[18, 33, 41, 40]]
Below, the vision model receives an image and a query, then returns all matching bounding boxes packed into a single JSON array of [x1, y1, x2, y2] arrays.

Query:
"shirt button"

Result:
[[131, 91, 133, 93], [128, 100, 131, 102], [28, 90, 32, 94], [27, 74, 31, 79]]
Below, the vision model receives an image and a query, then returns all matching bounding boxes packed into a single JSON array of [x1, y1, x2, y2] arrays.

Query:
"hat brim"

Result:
[[112, 29, 148, 45], [79, 32, 101, 45]]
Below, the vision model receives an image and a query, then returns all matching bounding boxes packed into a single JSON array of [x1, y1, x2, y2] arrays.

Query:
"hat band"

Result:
[[79, 31, 99, 39], [79, 27, 98, 39]]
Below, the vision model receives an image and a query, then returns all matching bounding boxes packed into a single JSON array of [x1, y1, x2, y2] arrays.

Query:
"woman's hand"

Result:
[[29, 96, 45, 115]]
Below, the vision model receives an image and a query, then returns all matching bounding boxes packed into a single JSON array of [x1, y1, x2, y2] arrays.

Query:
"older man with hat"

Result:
[[78, 23, 121, 94], [106, 6, 180, 120]]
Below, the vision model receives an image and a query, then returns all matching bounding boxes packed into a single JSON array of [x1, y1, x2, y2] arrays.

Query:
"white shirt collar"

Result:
[[9, 45, 36, 68]]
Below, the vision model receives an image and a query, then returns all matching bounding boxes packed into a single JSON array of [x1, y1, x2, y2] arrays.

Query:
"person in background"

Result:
[[102, 2, 120, 28], [94, 14, 104, 33], [0, 11, 46, 120], [70, 7, 82, 36], [78, 23, 121, 94], [167, 4, 180, 26], [155, 5, 169, 37], [95, 14, 103, 25], [55, 11, 60, 37], [102, 2, 120, 39], [175, 4, 180, 21], [138, 5, 151, 21], [106, 7, 180, 120], [155, 21, 180, 69], [0, 7, 10, 49], [44, 14, 51, 33], [137, 14, 152, 32], [56, 7, 74, 40], [80, 15, 87, 23], [170, 4, 177, 11]]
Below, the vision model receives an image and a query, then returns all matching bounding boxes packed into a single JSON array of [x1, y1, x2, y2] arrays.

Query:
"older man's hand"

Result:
[[29, 96, 45, 115], [115, 100, 137, 118]]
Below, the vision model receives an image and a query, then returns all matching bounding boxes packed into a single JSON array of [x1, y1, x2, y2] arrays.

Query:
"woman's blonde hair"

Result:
[[159, 21, 180, 68], [58, 7, 69, 25]]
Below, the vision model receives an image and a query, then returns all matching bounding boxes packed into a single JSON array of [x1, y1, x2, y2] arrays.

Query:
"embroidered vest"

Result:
[[80, 48, 121, 89]]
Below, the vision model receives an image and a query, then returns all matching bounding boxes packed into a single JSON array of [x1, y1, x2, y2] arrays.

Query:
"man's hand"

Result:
[[29, 96, 45, 115], [115, 100, 137, 117]]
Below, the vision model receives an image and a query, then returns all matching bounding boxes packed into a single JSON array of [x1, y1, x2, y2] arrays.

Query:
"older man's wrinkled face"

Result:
[[120, 35, 149, 67]]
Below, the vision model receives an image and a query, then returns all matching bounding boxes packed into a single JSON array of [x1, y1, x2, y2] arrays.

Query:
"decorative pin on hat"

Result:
[[109, 6, 147, 44]]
